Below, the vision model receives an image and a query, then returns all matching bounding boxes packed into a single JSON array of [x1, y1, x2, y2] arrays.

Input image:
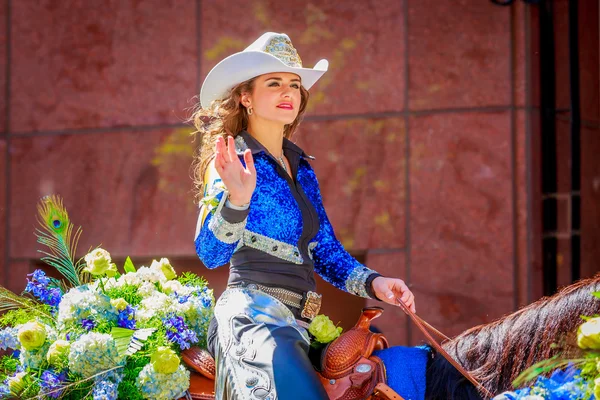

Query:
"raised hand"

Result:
[[214, 135, 256, 206]]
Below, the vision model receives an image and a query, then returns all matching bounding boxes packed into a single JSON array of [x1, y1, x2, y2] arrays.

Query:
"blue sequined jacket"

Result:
[[194, 131, 380, 298]]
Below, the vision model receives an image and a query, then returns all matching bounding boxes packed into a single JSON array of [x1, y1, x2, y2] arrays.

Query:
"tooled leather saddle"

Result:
[[180, 307, 404, 400]]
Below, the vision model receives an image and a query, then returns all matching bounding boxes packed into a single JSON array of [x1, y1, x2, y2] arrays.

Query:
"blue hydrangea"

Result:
[[0, 327, 20, 351], [57, 285, 118, 330], [0, 384, 9, 399], [494, 365, 593, 400], [117, 305, 136, 329], [25, 270, 62, 307], [175, 293, 191, 304], [196, 286, 213, 308], [68, 332, 122, 378], [39, 370, 66, 399], [136, 364, 190, 399], [163, 314, 198, 350], [95, 369, 123, 385], [92, 380, 118, 400]]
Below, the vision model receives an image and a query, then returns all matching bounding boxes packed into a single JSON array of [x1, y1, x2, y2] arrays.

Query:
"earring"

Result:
[[247, 107, 253, 115]]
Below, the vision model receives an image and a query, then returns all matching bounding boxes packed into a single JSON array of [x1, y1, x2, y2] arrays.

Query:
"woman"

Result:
[[191, 32, 416, 400]]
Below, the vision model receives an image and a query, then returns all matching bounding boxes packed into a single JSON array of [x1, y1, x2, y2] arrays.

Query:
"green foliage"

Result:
[[112, 327, 156, 357], [19, 375, 41, 400], [133, 320, 170, 358], [59, 374, 95, 400], [581, 315, 600, 322], [92, 317, 115, 335], [123, 257, 136, 274], [0, 355, 19, 382], [0, 306, 54, 328], [118, 357, 146, 400], [104, 284, 143, 307], [177, 271, 207, 288], [579, 355, 600, 378]]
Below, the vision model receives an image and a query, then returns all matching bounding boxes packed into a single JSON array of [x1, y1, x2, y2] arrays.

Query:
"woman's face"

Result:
[[244, 72, 302, 125]]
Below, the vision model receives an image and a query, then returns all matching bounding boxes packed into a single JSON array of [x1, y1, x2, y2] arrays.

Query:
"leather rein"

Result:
[[395, 301, 494, 399]]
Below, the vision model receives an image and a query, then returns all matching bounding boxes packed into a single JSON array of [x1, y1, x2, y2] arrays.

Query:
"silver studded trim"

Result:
[[234, 230, 304, 264], [345, 266, 377, 298], [208, 189, 247, 244]]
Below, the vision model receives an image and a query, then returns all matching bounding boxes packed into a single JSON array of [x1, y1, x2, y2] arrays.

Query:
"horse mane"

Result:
[[426, 274, 600, 398]]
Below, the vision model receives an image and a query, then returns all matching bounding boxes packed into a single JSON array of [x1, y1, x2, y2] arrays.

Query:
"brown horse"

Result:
[[425, 274, 600, 399], [186, 275, 600, 399]]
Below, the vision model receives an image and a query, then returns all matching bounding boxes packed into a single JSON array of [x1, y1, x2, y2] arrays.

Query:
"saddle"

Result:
[[180, 307, 404, 400]]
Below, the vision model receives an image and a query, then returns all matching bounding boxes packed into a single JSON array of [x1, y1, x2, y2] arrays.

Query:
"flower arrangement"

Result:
[[494, 295, 600, 400], [0, 195, 214, 400], [0, 195, 343, 399]]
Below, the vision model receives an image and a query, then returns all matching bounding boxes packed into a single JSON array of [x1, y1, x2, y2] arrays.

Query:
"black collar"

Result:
[[236, 131, 315, 160]]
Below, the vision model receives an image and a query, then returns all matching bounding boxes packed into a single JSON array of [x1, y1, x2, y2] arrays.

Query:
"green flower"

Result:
[[152, 258, 177, 281], [17, 321, 47, 351], [110, 298, 129, 311], [46, 339, 71, 367], [84, 248, 113, 275], [105, 262, 118, 278], [7, 371, 28, 395], [577, 317, 600, 350], [151, 346, 180, 374], [308, 315, 343, 344]]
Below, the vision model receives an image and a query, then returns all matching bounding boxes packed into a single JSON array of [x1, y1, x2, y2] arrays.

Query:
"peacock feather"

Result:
[[0, 286, 52, 319], [35, 195, 85, 288]]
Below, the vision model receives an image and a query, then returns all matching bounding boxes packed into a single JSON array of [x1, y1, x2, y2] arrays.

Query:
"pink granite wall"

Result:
[[0, 0, 556, 345]]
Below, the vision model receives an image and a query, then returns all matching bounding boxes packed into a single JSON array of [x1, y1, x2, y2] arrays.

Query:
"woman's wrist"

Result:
[[227, 194, 251, 208]]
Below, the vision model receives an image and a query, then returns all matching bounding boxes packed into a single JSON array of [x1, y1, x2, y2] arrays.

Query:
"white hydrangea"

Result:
[[160, 280, 183, 295], [134, 267, 166, 285], [137, 282, 158, 298], [68, 332, 122, 378], [20, 347, 47, 369], [136, 292, 179, 323], [57, 286, 117, 328], [136, 363, 189, 400]]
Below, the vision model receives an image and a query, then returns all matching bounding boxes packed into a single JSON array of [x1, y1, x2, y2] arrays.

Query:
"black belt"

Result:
[[227, 282, 322, 320]]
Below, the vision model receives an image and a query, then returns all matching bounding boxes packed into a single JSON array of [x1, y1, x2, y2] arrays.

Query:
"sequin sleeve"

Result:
[[194, 161, 249, 269], [305, 167, 381, 299]]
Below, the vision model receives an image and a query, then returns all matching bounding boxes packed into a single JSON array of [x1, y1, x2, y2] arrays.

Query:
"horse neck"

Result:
[[442, 276, 600, 395]]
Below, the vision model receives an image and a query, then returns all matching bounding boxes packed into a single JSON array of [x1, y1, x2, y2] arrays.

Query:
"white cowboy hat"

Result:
[[200, 32, 329, 108]]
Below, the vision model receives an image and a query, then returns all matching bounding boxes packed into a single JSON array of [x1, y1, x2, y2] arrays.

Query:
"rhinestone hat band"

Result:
[[263, 35, 303, 68]]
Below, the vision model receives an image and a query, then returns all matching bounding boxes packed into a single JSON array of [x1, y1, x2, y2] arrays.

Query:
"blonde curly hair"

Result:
[[189, 77, 310, 204]]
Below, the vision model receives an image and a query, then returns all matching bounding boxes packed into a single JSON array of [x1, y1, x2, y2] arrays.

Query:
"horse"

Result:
[[186, 275, 600, 400], [420, 274, 600, 399]]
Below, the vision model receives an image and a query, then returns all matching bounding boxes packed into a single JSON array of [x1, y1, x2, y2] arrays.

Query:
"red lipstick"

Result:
[[277, 102, 294, 110]]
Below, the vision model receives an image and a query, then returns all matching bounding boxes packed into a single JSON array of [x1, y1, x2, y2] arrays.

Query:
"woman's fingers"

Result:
[[244, 149, 256, 176], [216, 136, 232, 164], [391, 279, 416, 313], [227, 136, 237, 164], [214, 140, 225, 171]]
